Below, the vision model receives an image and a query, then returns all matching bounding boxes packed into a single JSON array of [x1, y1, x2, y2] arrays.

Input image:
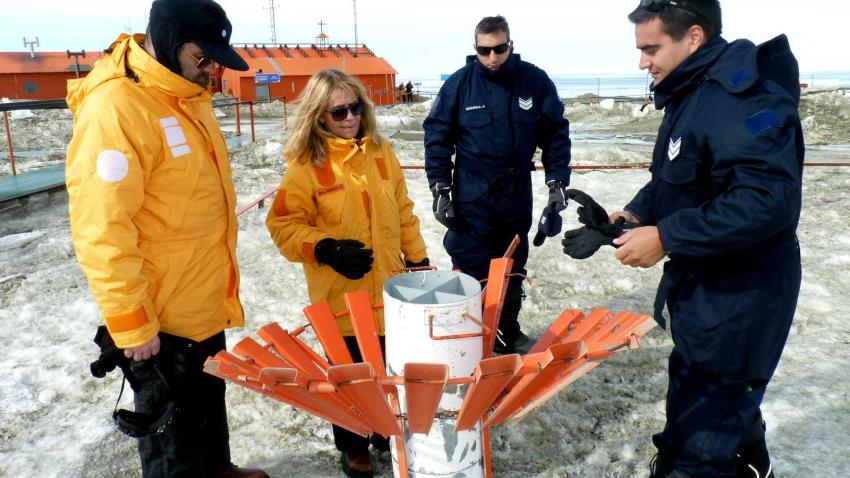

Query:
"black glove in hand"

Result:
[[561, 217, 639, 259], [314, 238, 374, 280], [561, 227, 614, 259], [533, 180, 569, 247], [431, 182, 455, 228], [566, 188, 609, 228], [404, 257, 430, 268]]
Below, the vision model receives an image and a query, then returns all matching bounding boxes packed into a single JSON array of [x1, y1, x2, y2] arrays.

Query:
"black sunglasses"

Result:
[[475, 42, 511, 56], [182, 45, 214, 69], [326, 100, 364, 121], [639, 0, 703, 19]]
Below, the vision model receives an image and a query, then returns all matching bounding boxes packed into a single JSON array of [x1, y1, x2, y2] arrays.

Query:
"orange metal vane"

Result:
[[402, 363, 449, 435], [327, 362, 403, 437]]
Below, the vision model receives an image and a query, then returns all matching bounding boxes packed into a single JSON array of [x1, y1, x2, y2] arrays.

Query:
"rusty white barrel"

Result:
[[383, 269, 485, 478]]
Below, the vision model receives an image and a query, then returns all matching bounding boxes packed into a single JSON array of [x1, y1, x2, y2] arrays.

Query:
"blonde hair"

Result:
[[284, 69, 383, 166]]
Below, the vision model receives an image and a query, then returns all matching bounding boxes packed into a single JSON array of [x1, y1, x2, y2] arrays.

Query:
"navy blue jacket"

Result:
[[423, 54, 571, 194], [628, 35, 804, 378]]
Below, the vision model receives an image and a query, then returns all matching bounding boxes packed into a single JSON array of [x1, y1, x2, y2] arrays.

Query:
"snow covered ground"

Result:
[[1, 93, 849, 477]]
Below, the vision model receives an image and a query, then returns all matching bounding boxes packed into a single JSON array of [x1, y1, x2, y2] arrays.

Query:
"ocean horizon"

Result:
[[404, 70, 850, 99]]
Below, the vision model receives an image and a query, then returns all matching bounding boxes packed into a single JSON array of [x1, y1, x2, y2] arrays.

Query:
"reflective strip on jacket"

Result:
[[65, 34, 244, 349], [265, 137, 427, 335]]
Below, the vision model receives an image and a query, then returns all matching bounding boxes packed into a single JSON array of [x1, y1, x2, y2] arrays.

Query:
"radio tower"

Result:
[[352, 0, 359, 56], [264, 0, 279, 43]]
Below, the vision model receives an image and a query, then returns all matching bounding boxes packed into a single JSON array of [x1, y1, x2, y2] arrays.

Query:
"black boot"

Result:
[[493, 280, 533, 354], [735, 417, 775, 477]]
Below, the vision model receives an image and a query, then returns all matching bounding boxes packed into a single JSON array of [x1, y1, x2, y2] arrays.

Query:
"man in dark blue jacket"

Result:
[[424, 15, 572, 354], [606, 1, 803, 477]]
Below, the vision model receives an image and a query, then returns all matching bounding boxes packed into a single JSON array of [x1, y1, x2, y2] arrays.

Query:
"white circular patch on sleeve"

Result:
[[96, 150, 129, 183]]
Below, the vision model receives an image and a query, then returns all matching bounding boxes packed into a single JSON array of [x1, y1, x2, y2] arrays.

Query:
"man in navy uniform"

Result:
[[607, 1, 803, 476], [424, 15, 572, 354]]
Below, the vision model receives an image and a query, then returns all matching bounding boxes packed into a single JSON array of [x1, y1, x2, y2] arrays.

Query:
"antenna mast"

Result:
[[353, 0, 359, 55], [264, 0, 279, 43], [23, 36, 39, 59]]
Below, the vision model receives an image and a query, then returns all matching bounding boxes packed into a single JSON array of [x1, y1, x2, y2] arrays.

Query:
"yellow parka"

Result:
[[266, 137, 427, 335], [65, 34, 244, 348]]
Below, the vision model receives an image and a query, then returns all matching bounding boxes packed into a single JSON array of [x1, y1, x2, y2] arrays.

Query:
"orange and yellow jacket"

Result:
[[266, 137, 427, 335], [65, 34, 244, 349]]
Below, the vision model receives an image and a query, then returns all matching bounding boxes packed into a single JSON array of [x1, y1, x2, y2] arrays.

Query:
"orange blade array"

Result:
[[328, 362, 403, 437], [483, 341, 586, 428], [500, 310, 656, 426], [481, 257, 513, 359], [256, 323, 329, 381], [403, 363, 449, 435], [455, 354, 523, 431], [257, 367, 374, 436]]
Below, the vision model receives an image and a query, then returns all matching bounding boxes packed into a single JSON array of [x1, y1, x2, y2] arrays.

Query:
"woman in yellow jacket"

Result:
[[265, 69, 428, 478]]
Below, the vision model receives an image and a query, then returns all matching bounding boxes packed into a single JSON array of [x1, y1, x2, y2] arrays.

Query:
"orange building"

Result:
[[222, 43, 398, 105], [1, 41, 398, 106], [0, 51, 103, 100]]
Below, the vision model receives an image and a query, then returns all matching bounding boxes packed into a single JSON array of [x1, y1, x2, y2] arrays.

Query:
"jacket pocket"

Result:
[[661, 158, 698, 185], [316, 189, 346, 226], [512, 103, 541, 124], [458, 109, 492, 128]]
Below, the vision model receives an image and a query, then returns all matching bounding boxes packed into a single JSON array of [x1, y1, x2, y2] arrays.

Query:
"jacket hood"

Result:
[[708, 34, 800, 106], [66, 33, 207, 114]]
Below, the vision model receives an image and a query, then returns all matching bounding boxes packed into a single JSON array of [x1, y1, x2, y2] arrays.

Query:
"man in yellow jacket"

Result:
[[66, 1, 267, 477]]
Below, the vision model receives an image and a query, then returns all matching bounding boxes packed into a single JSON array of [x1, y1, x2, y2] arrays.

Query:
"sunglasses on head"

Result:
[[639, 0, 703, 18], [182, 45, 213, 69], [475, 42, 511, 56], [326, 100, 364, 121]]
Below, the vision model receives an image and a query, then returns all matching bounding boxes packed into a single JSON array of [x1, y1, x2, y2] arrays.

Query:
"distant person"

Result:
[[399, 81, 406, 103], [587, 1, 803, 476], [265, 68, 429, 478], [405, 81, 414, 103], [424, 15, 571, 354], [64, 0, 268, 477]]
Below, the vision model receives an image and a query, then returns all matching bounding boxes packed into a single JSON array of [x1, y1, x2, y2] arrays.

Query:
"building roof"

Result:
[[0, 51, 103, 74], [228, 44, 397, 77]]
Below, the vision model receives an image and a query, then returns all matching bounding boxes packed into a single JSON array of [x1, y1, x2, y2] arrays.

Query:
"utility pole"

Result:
[[264, 0, 279, 43], [352, 0, 359, 56], [67, 50, 87, 78], [23, 36, 39, 58]]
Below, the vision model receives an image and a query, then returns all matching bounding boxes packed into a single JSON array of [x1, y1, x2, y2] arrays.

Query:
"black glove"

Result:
[[431, 182, 456, 228], [562, 226, 616, 259], [566, 188, 609, 228], [404, 257, 430, 268], [314, 238, 374, 280], [561, 217, 639, 259], [533, 180, 569, 246]]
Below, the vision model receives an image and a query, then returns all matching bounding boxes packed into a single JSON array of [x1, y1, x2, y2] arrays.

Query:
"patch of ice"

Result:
[[599, 98, 616, 110], [0, 231, 46, 252]]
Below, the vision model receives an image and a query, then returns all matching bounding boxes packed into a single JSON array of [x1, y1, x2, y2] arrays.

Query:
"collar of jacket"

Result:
[[652, 36, 728, 109], [466, 53, 521, 79], [326, 136, 372, 162], [66, 33, 208, 113]]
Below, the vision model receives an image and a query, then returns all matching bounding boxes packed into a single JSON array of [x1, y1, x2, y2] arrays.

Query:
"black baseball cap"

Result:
[[149, 0, 249, 72]]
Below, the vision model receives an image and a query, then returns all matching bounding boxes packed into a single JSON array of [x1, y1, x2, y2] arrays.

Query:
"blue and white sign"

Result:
[[255, 73, 281, 84]]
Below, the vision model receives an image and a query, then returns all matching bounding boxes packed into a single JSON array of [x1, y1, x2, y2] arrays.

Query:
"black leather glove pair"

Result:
[[404, 257, 431, 268], [561, 189, 638, 259], [314, 238, 374, 280], [431, 182, 456, 228], [533, 180, 569, 246]]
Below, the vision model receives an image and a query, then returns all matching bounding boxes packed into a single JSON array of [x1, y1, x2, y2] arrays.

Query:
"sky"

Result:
[[0, 0, 846, 78]]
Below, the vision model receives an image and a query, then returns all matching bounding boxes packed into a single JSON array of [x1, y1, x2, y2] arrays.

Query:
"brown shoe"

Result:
[[340, 450, 374, 478], [215, 463, 270, 478]]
